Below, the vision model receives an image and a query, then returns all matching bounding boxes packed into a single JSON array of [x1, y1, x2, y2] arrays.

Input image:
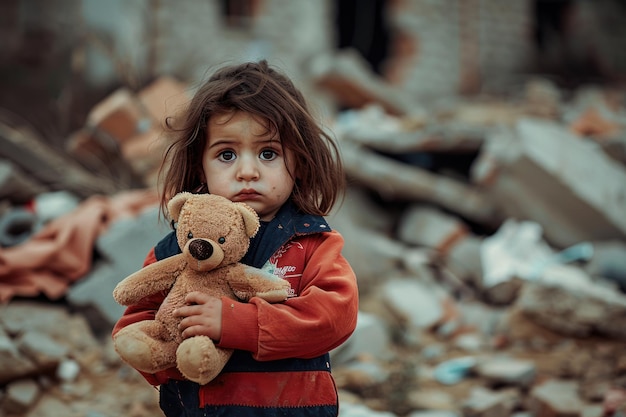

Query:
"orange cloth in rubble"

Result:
[[0, 189, 159, 302]]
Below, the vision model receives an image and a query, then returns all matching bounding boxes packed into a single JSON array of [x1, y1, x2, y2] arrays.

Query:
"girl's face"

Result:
[[202, 111, 296, 222]]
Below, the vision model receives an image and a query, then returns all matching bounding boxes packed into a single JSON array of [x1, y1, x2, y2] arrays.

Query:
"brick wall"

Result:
[[383, 0, 533, 98]]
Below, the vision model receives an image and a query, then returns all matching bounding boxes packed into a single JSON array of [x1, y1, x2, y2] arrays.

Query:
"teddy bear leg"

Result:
[[176, 336, 233, 385], [114, 321, 178, 373]]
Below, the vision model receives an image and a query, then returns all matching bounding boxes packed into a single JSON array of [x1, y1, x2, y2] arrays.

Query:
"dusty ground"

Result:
[[9, 306, 624, 417], [12, 339, 162, 417]]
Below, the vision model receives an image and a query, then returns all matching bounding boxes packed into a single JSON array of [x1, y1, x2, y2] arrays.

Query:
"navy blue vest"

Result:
[[157, 201, 338, 416]]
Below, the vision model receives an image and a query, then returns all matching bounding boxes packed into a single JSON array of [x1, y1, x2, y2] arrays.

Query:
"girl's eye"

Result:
[[218, 150, 236, 162], [260, 149, 277, 161]]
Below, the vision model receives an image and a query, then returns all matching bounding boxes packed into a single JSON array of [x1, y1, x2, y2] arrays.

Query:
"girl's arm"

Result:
[[217, 230, 359, 360]]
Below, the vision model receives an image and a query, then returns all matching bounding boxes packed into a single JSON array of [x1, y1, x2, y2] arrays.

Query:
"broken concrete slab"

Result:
[[310, 50, 416, 116], [406, 388, 456, 413], [331, 311, 392, 365], [0, 301, 102, 387], [84, 77, 191, 188], [0, 327, 37, 384], [461, 386, 517, 417], [0, 116, 119, 198], [475, 356, 536, 388], [380, 278, 448, 331], [340, 139, 497, 225], [87, 88, 149, 145], [1, 378, 40, 415], [528, 379, 582, 417], [335, 104, 486, 154], [516, 276, 626, 340], [64, 127, 144, 190], [472, 117, 626, 248], [397, 205, 469, 254], [16, 331, 69, 370]]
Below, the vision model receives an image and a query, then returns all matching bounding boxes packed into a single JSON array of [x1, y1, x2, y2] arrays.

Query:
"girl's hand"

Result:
[[174, 291, 223, 341]]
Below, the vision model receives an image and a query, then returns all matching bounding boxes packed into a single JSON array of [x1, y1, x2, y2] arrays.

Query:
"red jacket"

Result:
[[112, 206, 358, 414]]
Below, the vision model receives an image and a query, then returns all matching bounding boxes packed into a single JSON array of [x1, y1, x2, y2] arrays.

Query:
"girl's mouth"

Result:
[[233, 190, 261, 201]]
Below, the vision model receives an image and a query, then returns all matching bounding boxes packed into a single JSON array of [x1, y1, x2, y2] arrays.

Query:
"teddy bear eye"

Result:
[[218, 237, 226, 244], [187, 232, 193, 239]]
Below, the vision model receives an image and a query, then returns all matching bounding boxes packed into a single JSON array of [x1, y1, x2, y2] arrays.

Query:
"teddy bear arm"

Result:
[[228, 265, 290, 302], [113, 256, 184, 305]]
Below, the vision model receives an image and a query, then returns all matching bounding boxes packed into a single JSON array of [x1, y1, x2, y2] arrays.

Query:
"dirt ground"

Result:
[[8, 306, 625, 417]]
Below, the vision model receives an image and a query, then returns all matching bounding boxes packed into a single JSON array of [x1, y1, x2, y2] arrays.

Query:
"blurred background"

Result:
[[1, 1, 626, 416], [1, 0, 625, 150]]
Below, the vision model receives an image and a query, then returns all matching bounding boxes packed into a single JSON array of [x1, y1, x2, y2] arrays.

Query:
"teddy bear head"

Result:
[[168, 192, 260, 272]]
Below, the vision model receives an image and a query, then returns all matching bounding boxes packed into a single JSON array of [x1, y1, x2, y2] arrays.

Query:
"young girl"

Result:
[[112, 60, 359, 417]]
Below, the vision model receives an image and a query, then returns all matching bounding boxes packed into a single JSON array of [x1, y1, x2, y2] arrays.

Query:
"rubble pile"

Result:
[[1, 61, 626, 416], [324, 71, 626, 416]]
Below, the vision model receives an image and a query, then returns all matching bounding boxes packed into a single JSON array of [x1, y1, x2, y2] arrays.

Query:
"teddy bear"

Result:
[[112, 192, 291, 385]]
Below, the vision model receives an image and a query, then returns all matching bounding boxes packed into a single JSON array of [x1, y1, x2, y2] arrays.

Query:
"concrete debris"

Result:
[[380, 278, 449, 331], [517, 280, 626, 340], [528, 379, 583, 417], [334, 105, 485, 154], [2, 379, 40, 415], [339, 138, 497, 225], [322, 73, 625, 416], [475, 357, 536, 388], [397, 205, 469, 255], [407, 389, 456, 412], [0, 111, 120, 198], [83, 76, 191, 188], [310, 50, 416, 116], [471, 117, 626, 248], [461, 386, 518, 417], [331, 311, 392, 365]]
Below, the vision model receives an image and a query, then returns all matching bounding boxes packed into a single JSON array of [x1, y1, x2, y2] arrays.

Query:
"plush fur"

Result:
[[112, 192, 290, 385]]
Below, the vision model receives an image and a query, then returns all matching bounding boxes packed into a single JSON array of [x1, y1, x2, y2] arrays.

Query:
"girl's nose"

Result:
[[236, 155, 260, 180]]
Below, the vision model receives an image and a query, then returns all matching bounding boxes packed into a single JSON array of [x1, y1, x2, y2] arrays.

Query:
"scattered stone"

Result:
[[56, 359, 81, 383], [0, 325, 37, 384], [475, 356, 536, 388], [461, 386, 517, 417], [380, 278, 447, 330], [1, 379, 40, 415], [332, 311, 392, 365], [528, 379, 582, 417], [517, 279, 626, 340], [406, 388, 456, 411]]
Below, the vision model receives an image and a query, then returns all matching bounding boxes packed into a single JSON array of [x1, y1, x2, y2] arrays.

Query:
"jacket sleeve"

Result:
[[218, 230, 359, 360]]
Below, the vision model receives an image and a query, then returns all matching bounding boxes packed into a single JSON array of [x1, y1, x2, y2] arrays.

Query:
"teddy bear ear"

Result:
[[235, 202, 260, 238], [167, 192, 193, 221]]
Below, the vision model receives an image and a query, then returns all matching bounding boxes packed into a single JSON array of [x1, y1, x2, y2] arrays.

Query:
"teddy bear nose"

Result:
[[189, 239, 214, 260]]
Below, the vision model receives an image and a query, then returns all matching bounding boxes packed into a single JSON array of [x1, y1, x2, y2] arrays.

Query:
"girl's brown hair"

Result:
[[159, 60, 344, 218]]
